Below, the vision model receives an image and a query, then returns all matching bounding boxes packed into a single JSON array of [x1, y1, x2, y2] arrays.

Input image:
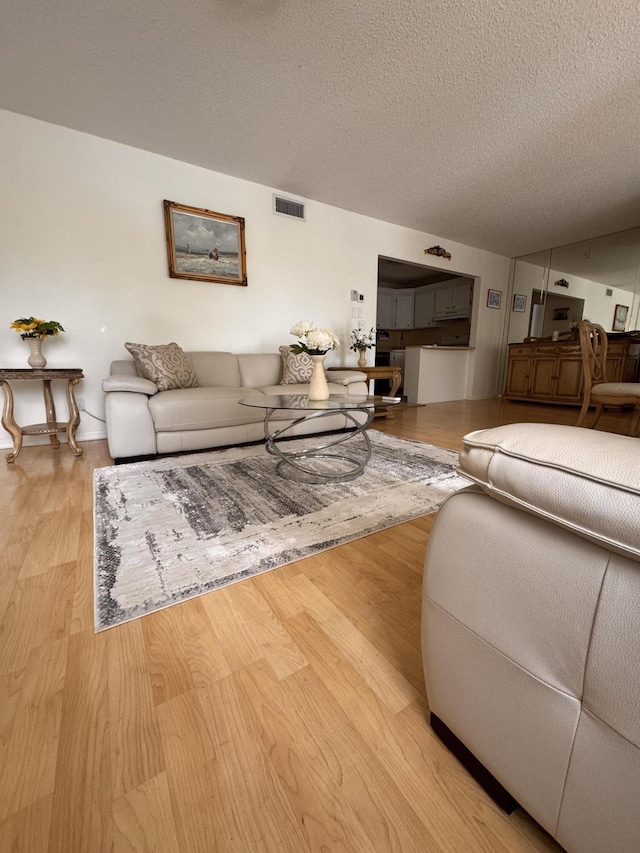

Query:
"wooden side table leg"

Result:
[[380, 368, 403, 419], [42, 379, 60, 449], [0, 380, 23, 463], [66, 378, 83, 456], [389, 369, 402, 397]]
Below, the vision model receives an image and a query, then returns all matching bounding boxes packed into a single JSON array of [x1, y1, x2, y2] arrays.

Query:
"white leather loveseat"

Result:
[[103, 351, 368, 462], [422, 423, 640, 853]]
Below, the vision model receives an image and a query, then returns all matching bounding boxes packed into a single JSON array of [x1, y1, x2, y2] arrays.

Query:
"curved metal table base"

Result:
[[264, 407, 374, 483]]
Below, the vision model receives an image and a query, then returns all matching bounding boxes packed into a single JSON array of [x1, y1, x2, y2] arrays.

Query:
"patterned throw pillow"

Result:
[[279, 345, 314, 384], [124, 342, 199, 392]]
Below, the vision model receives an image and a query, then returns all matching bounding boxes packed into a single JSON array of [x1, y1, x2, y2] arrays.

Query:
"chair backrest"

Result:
[[579, 320, 609, 392]]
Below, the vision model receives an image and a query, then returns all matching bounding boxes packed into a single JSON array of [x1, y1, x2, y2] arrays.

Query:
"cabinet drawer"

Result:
[[533, 344, 580, 356]]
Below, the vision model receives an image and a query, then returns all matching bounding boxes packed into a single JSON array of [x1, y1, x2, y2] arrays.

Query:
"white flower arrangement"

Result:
[[290, 321, 339, 355], [350, 327, 375, 353]]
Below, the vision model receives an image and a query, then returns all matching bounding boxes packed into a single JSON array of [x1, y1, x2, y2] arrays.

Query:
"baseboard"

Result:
[[430, 713, 518, 814], [113, 454, 157, 465]]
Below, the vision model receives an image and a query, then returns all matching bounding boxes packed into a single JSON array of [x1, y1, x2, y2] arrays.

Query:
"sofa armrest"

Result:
[[103, 374, 159, 395], [326, 370, 367, 386], [104, 391, 157, 459], [460, 423, 640, 561]]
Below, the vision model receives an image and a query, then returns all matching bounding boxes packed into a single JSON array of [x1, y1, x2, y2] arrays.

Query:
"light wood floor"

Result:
[[1, 398, 630, 852]]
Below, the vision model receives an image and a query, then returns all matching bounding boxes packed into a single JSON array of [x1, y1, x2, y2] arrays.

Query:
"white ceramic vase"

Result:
[[27, 336, 47, 369], [308, 354, 330, 400], [357, 351, 367, 368]]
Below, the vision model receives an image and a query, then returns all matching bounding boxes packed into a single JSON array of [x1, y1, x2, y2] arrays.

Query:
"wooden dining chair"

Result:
[[577, 319, 640, 435]]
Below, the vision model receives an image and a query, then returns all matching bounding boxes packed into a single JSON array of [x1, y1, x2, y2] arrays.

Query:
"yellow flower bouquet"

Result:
[[10, 317, 65, 340]]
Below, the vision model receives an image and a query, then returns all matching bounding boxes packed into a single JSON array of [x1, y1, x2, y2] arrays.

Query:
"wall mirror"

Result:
[[507, 227, 640, 345]]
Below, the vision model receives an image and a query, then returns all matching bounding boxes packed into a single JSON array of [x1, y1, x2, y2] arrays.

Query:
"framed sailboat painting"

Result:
[[163, 200, 247, 286]]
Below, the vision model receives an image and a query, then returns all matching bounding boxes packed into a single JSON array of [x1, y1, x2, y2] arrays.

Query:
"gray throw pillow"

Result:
[[124, 342, 199, 392], [279, 345, 313, 384]]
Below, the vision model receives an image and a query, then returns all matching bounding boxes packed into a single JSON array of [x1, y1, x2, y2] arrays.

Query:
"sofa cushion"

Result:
[[460, 423, 640, 560], [125, 342, 199, 391], [189, 352, 242, 387], [148, 387, 265, 431], [279, 346, 313, 384], [237, 353, 282, 389]]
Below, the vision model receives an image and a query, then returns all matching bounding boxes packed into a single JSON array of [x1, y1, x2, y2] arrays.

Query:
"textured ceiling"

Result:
[[2, 0, 640, 257]]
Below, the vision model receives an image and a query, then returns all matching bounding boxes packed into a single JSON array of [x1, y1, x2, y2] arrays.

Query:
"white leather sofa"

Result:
[[422, 423, 640, 853], [103, 352, 368, 462]]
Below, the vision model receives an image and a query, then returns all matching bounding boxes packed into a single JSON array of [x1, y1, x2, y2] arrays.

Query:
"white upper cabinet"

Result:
[[394, 292, 414, 329], [451, 281, 472, 313], [414, 290, 436, 328], [433, 279, 472, 319], [377, 279, 472, 329], [376, 288, 414, 329]]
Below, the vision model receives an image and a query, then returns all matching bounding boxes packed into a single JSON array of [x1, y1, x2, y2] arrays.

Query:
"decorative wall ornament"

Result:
[[163, 200, 247, 285], [424, 245, 452, 261], [554, 278, 570, 288]]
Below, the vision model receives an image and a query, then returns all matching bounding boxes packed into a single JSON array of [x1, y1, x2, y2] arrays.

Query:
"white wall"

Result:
[[0, 109, 512, 448]]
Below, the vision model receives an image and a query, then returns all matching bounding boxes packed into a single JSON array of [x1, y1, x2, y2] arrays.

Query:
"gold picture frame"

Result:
[[163, 200, 247, 285]]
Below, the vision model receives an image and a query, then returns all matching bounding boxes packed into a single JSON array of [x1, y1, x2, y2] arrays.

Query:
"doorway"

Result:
[[375, 257, 475, 394]]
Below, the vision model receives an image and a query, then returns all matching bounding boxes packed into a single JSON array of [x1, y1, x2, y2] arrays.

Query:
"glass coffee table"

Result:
[[239, 393, 400, 483]]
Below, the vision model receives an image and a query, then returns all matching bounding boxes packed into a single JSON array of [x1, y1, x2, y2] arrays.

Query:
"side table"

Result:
[[0, 368, 84, 463], [327, 365, 402, 418]]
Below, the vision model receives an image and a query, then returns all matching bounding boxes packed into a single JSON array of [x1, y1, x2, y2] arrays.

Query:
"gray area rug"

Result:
[[94, 432, 468, 631]]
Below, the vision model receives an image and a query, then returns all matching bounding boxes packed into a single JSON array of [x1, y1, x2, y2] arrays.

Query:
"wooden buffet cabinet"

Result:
[[504, 334, 640, 406]]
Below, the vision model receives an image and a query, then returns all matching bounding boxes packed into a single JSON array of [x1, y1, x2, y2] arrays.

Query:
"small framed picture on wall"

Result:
[[487, 289, 502, 309], [613, 304, 629, 332], [512, 294, 527, 313]]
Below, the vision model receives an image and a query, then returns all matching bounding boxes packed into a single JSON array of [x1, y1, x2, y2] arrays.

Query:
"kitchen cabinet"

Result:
[[394, 292, 414, 329], [376, 288, 414, 329], [414, 290, 436, 328], [377, 279, 474, 329], [503, 336, 640, 405], [376, 289, 395, 329], [433, 281, 472, 319]]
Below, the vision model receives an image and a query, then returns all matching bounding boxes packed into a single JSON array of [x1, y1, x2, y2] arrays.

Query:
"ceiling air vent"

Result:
[[273, 194, 306, 221]]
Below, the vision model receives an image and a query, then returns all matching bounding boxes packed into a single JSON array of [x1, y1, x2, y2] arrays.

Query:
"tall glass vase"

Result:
[[308, 354, 330, 400]]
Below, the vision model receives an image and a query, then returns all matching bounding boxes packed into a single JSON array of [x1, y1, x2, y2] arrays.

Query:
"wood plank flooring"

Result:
[[3, 397, 624, 852]]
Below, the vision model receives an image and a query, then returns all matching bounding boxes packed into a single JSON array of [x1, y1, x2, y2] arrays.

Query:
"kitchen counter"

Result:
[[404, 346, 473, 404]]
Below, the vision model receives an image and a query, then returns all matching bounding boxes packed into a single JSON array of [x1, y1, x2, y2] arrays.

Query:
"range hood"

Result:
[[432, 308, 470, 321]]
